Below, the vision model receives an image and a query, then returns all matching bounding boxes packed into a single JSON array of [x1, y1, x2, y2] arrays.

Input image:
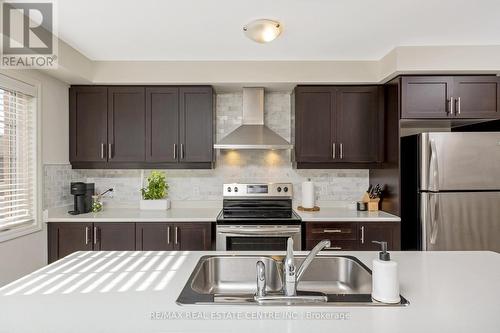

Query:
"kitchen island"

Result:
[[1, 250, 499, 333]]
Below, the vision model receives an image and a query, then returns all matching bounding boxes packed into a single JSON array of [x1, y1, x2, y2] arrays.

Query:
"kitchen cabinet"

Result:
[[107, 87, 146, 162], [336, 86, 384, 163], [69, 87, 108, 164], [179, 87, 214, 163], [136, 223, 174, 250], [357, 222, 400, 251], [401, 76, 500, 119], [49, 222, 214, 263], [48, 223, 93, 263], [452, 76, 500, 119], [69, 85, 214, 169], [294, 85, 384, 168], [304, 222, 400, 251], [146, 87, 179, 163], [294, 87, 335, 162], [93, 223, 136, 251], [173, 223, 212, 250]]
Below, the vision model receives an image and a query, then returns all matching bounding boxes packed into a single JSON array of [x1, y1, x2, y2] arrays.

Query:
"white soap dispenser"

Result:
[[371, 241, 400, 304]]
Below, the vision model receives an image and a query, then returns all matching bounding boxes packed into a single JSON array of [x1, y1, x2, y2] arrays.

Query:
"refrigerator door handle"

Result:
[[429, 194, 439, 245], [429, 139, 439, 192]]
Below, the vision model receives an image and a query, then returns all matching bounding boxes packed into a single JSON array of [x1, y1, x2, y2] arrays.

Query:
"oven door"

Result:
[[216, 225, 301, 251]]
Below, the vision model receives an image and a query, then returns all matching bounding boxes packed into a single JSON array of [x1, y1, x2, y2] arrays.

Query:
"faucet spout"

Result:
[[296, 240, 331, 283]]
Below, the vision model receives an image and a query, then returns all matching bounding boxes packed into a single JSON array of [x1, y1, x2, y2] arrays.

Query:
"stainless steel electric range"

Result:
[[216, 183, 302, 251]]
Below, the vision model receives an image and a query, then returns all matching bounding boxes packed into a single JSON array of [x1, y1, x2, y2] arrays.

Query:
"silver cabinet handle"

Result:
[[326, 246, 342, 250], [457, 97, 461, 115], [360, 226, 365, 244], [340, 143, 344, 159], [173, 144, 177, 160], [332, 143, 336, 159], [100, 143, 105, 160], [323, 229, 342, 233], [108, 144, 113, 159], [85, 227, 90, 245], [180, 144, 184, 160], [448, 97, 454, 115], [167, 226, 171, 245], [93, 227, 98, 245], [174, 227, 179, 245]]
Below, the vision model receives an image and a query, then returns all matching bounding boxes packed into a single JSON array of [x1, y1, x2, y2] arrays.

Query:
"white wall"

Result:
[[0, 69, 69, 287]]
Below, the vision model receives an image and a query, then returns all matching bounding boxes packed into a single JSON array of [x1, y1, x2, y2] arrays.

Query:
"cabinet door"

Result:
[[136, 223, 174, 251], [146, 87, 179, 162], [358, 223, 400, 250], [453, 76, 500, 119], [94, 223, 136, 251], [108, 87, 146, 162], [401, 76, 453, 118], [295, 87, 335, 162], [179, 87, 213, 163], [336, 86, 383, 163], [48, 223, 93, 263], [69, 87, 108, 163], [173, 223, 212, 251]]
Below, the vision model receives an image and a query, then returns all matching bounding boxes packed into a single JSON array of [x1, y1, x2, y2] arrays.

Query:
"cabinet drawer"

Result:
[[305, 239, 357, 251], [305, 222, 357, 240]]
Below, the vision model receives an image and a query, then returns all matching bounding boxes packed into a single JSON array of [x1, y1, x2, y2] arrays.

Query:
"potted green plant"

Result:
[[140, 171, 170, 210]]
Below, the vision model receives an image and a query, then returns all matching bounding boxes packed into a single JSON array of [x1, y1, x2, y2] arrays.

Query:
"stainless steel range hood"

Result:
[[214, 88, 293, 150]]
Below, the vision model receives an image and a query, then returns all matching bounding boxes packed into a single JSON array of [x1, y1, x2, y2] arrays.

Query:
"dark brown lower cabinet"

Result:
[[48, 222, 93, 263], [304, 221, 400, 251], [49, 222, 213, 263], [93, 223, 136, 251], [174, 223, 212, 251], [136, 222, 212, 251], [136, 223, 174, 251]]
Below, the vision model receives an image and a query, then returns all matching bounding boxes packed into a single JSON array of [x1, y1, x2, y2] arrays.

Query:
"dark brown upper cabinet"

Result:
[[70, 85, 214, 169], [146, 87, 179, 163], [295, 87, 335, 162], [179, 87, 214, 163], [108, 87, 146, 162], [294, 85, 384, 168], [452, 76, 500, 119], [336, 86, 384, 163], [69, 87, 108, 163], [401, 76, 500, 119]]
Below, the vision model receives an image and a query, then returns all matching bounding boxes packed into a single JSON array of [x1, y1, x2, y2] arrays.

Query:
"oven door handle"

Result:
[[217, 228, 300, 236]]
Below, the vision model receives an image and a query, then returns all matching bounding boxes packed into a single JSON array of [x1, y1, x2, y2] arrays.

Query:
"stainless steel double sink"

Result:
[[176, 255, 409, 306]]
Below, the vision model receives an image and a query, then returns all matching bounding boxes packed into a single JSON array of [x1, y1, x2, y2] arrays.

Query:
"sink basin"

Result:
[[190, 256, 283, 294], [176, 255, 409, 306]]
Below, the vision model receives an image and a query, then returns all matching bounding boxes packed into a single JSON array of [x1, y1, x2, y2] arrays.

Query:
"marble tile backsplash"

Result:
[[43, 92, 369, 209]]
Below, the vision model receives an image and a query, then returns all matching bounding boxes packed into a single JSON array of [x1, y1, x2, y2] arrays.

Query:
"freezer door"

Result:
[[420, 132, 500, 191], [421, 192, 500, 251]]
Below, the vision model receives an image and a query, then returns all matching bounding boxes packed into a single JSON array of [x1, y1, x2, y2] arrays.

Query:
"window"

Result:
[[0, 74, 38, 237]]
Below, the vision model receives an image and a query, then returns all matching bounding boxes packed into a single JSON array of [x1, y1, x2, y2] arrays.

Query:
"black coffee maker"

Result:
[[68, 182, 95, 215]]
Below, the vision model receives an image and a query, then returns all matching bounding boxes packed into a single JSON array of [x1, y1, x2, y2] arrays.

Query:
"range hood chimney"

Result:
[[214, 88, 293, 150]]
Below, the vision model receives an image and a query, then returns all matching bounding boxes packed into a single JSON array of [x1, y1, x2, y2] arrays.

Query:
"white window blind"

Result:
[[0, 79, 37, 232]]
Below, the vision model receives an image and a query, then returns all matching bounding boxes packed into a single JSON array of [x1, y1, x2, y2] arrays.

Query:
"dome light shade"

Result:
[[243, 19, 282, 43]]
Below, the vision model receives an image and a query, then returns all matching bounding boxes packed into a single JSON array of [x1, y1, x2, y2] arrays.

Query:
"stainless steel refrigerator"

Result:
[[401, 132, 500, 251]]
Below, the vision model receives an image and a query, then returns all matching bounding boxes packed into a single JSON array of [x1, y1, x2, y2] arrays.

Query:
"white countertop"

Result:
[[296, 207, 400, 222], [1, 250, 499, 333], [46, 206, 221, 222], [46, 206, 399, 223]]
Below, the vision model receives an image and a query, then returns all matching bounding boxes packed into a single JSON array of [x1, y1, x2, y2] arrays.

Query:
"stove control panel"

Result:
[[223, 183, 293, 197]]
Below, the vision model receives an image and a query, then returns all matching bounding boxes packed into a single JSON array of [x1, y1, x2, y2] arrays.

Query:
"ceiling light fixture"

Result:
[[243, 19, 282, 43]]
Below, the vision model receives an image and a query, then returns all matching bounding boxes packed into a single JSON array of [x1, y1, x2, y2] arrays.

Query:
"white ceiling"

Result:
[[58, 0, 500, 61]]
